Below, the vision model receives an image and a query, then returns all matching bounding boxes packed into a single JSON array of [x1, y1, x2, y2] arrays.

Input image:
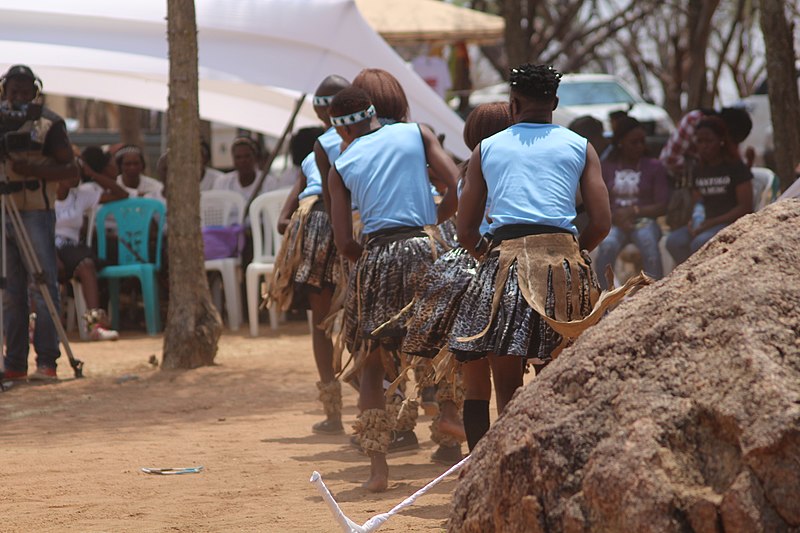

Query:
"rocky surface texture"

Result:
[[449, 200, 800, 533]]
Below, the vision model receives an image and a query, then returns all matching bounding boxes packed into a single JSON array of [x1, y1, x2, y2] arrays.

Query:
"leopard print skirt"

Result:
[[293, 203, 339, 291], [402, 247, 478, 358], [343, 230, 444, 354], [270, 198, 339, 311]]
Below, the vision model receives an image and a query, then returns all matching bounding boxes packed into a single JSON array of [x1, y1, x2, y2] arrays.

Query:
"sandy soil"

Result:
[[0, 321, 478, 532]]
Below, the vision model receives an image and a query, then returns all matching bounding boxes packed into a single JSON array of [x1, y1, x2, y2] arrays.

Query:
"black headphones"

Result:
[[0, 65, 44, 100]]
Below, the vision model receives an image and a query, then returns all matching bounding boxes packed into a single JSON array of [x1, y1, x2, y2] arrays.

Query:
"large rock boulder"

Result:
[[449, 200, 800, 533]]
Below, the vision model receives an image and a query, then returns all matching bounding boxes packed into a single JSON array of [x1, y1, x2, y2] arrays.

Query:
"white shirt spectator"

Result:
[[213, 170, 282, 199], [200, 166, 224, 192], [214, 170, 280, 224], [116, 174, 165, 203], [55, 184, 102, 244]]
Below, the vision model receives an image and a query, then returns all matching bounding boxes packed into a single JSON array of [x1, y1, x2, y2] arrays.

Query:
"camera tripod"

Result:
[[0, 180, 83, 389]]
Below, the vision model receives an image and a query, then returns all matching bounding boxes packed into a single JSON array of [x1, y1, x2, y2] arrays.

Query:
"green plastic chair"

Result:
[[96, 198, 166, 335]]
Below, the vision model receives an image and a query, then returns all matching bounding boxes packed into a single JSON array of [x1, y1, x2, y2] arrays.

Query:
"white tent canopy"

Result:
[[0, 0, 468, 158]]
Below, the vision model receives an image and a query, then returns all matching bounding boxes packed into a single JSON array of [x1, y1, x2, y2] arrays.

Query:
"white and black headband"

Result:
[[330, 105, 376, 127], [115, 145, 143, 158], [313, 95, 334, 106]]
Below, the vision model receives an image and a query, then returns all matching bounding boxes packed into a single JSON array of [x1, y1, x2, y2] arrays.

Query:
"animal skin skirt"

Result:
[[449, 233, 600, 364], [401, 247, 478, 358], [269, 196, 339, 311], [343, 226, 446, 355], [437, 217, 458, 249]]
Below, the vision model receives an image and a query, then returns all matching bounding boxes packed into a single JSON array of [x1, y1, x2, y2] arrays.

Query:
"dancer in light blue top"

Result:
[[327, 85, 458, 492], [317, 127, 342, 165], [311, 76, 350, 215], [451, 64, 611, 453], [400, 102, 513, 465], [297, 152, 322, 200], [335, 122, 437, 234]]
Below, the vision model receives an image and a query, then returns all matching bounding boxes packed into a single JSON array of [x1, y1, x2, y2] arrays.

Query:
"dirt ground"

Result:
[[0, 321, 486, 532]]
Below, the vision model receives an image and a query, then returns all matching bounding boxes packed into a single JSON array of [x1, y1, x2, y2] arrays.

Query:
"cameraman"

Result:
[[1, 65, 78, 381]]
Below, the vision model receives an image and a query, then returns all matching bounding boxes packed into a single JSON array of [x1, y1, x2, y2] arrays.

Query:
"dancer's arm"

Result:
[[579, 143, 611, 252], [277, 172, 306, 235], [328, 167, 362, 262], [79, 160, 128, 203], [420, 125, 458, 223], [457, 147, 488, 259], [315, 141, 333, 216]]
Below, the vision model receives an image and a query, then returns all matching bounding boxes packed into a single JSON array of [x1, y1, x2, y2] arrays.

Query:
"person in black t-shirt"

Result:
[[666, 116, 753, 265]]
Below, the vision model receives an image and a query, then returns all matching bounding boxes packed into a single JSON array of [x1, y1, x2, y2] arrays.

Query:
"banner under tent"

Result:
[[0, 0, 470, 159]]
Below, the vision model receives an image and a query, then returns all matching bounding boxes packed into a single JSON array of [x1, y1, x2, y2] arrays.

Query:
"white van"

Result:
[[466, 73, 675, 136]]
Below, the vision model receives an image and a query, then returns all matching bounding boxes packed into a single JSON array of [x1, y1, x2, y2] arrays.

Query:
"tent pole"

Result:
[[244, 93, 307, 216]]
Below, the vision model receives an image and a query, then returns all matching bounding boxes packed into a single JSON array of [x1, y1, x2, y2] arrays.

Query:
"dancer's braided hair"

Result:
[[509, 64, 562, 100]]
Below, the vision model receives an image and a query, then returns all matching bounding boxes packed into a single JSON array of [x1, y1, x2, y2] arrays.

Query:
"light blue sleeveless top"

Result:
[[335, 123, 437, 234], [481, 123, 586, 234], [318, 127, 342, 166], [298, 152, 322, 200]]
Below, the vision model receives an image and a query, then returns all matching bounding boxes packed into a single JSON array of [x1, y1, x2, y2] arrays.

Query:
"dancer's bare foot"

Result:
[[439, 400, 467, 442], [363, 452, 388, 492], [438, 417, 467, 442]]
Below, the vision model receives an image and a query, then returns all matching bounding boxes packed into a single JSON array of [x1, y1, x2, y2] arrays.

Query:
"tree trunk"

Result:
[[500, 0, 527, 69], [685, 0, 719, 111], [759, 0, 800, 191], [162, 0, 222, 369]]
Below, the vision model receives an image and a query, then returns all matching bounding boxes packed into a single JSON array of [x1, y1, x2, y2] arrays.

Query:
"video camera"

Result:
[[0, 102, 42, 157]]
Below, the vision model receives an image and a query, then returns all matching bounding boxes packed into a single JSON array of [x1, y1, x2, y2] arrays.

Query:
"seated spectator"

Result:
[[666, 117, 753, 265], [594, 117, 670, 288], [80, 145, 118, 184], [660, 106, 753, 178], [114, 144, 165, 203], [56, 147, 129, 340], [199, 140, 224, 192], [213, 137, 281, 215]]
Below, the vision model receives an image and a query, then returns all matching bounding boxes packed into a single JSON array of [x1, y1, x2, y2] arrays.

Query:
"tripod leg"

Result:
[[5, 200, 83, 378], [0, 196, 5, 381]]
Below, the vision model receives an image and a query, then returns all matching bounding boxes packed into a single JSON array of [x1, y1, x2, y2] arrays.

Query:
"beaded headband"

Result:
[[232, 137, 259, 154], [313, 95, 334, 106], [115, 145, 143, 158], [330, 105, 376, 127]]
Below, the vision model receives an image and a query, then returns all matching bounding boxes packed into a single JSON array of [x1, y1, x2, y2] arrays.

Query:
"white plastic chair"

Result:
[[200, 190, 245, 331], [750, 166, 779, 211], [63, 206, 96, 341], [246, 188, 291, 336], [69, 279, 91, 340]]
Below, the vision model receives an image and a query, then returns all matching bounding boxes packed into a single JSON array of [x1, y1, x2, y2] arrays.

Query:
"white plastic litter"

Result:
[[310, 455, 470, 533]]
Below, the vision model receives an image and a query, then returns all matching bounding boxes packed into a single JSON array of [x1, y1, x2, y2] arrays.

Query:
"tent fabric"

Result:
[[0, 0, 468, 158], [355, 0, 504, 45]]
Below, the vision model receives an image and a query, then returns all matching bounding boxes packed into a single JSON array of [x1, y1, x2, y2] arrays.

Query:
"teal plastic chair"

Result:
[[96, 198, 166, 335]]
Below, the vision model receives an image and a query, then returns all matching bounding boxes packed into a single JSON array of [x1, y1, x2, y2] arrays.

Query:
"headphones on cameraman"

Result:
[[0, 65, 44, 100]]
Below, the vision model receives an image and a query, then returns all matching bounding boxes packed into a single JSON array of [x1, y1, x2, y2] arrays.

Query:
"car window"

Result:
[[558, 81, 637, 106]]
